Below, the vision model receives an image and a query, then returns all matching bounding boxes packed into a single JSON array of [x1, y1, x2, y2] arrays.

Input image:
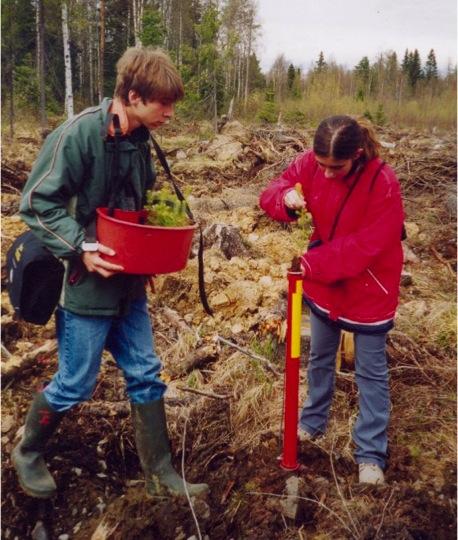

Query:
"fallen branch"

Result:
[[216, 335, 281, 376], [1, 163, 28, 189], [1, 340, 58, 385], [168, 343, 218, 378], [79, 401, 131, 418], [1, 342, 13, 359], [254, 159, 285, 180], [430, 246, 455, 275], [162, 305, 199, 339], [176, 384, 229, 400]]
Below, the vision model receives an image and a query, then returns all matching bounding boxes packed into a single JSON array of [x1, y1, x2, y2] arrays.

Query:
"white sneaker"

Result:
[[358, 463, 385, 485]]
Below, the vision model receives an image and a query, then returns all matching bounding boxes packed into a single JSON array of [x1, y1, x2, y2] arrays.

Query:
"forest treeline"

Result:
[[2, 0, 457, 135]]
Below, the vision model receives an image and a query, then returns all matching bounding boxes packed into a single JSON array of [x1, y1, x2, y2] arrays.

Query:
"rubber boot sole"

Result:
[[145, 472, 209, 498], [11, 452, 57, 499]]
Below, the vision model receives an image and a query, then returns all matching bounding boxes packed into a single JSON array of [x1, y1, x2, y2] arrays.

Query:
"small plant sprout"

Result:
[[292, 182, 313, 245], [145, 185, 192, 227]]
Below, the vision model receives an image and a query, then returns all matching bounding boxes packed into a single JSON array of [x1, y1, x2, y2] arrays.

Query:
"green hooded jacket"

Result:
[[19, 98, 156, 316]]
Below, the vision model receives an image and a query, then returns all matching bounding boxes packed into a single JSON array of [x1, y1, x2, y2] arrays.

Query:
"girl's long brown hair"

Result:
[[313, 115, 381, 163]]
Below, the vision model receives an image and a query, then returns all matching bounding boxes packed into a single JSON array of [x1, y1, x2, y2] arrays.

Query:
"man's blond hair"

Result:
[[114, 47, 184, 104]]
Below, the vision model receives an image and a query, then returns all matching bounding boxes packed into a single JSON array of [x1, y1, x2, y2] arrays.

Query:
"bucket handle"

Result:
[[150, 135, 214, 317]]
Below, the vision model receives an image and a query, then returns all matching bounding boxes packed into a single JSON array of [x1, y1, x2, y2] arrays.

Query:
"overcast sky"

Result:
[[256, 0, 457, 73]]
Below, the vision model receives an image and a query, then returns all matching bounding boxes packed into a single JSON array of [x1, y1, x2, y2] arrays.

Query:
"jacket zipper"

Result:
[[367, 269, 389, 295]]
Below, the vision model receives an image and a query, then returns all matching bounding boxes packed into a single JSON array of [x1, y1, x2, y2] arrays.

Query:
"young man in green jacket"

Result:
[[13, 47, 208, 499]]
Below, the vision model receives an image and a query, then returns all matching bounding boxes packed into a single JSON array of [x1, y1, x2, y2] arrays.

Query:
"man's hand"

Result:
[[82, 243, 124, 277], [284, 188, 305, 210]]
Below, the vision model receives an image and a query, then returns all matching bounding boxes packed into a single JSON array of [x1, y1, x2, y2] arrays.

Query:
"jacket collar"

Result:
[[99, 98, 149, 143]]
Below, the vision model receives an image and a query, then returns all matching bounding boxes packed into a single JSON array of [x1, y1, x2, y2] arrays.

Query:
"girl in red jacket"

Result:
[[260, 115, 404, 484]]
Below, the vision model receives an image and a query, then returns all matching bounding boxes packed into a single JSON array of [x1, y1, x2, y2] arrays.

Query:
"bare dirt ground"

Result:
[[1, 120, 456, 539]]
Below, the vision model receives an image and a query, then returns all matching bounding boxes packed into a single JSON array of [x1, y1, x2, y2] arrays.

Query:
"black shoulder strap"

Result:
[[107, 114, 123, 216], [150, 134, 213, 317], [149, 135, 194, 222], [86, 114, 123, 242]]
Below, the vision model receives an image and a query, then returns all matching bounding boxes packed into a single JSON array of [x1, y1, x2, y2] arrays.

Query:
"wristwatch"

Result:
[[81, 241, 99, 252]]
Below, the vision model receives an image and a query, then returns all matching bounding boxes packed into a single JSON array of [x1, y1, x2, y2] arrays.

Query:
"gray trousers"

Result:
[[299, 312, 390, 468]]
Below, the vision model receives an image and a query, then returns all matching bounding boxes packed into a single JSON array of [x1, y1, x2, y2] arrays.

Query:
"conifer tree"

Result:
[[287, 63, 295, 90], [407, 49, 423, 89], [248, 53, 265, 90], [385, 52, 398, 80], [195, 2, 222, 129], [401, 49, 410, 73], [140, 7, 165, 47], [354, 56, 372, 98], [315, 51, 327, 73], [425, 49, 438, 80], [293, 67, 302, 97], [1, 0, 35, 137]]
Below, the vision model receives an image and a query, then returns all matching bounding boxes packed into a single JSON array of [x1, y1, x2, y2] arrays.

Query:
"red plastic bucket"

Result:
[[96, 207, 197, 275]]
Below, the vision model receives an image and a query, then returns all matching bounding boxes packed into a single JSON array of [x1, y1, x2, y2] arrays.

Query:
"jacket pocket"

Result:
[[367, 269, 389, 295]]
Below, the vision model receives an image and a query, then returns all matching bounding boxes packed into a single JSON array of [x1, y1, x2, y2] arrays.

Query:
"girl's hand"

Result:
[[284, 188, 305, 210], [82, 243, 124, 278]]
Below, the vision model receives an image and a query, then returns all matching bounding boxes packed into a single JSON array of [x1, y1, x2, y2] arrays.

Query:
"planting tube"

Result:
[[280, 269, 303, 470]]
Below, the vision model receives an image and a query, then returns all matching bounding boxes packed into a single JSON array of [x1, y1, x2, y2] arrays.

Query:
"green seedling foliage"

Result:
[[295, 207, 314, 247], [250, 335, 279, 362], [187, 370, 199, 389], [145, 185, 192, 227]]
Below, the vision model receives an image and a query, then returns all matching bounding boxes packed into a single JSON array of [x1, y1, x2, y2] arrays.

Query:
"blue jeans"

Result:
[[44, 298, 167, 412], [299, 312, 390, 469]]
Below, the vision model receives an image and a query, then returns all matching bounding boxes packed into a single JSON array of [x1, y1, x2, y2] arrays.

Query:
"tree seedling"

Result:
[[145, 185, 192, 227], [293, 183, 313, 243]]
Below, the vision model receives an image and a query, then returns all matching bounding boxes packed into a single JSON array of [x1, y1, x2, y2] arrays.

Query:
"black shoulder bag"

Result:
[[6, 231, 65, 325]]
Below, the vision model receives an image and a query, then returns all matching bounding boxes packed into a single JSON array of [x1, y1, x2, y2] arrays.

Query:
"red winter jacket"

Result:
[[260, 150, 404, 332]]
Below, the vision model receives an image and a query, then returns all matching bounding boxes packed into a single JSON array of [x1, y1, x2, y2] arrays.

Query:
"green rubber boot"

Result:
[[132, 399, 209, 497], [12, 393, 64, 499]]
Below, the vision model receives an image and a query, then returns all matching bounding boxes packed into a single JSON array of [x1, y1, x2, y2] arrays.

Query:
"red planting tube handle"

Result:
[[280, 270, 303, 470]]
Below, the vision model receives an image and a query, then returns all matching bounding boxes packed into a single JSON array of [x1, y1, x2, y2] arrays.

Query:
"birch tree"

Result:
[[97, 0, 105, 102], [3, 0, 17, 138], [132, 0, 144, 47], [36, 0, 46, 130], [221, 0, 259, 111], [385, 51, 400, 102], [87, 0, 95, 104], [268, 54, 288, 100], [242, 1, 258, 107], [195, 2, 221, 131], [62, 1, 74, 118]]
